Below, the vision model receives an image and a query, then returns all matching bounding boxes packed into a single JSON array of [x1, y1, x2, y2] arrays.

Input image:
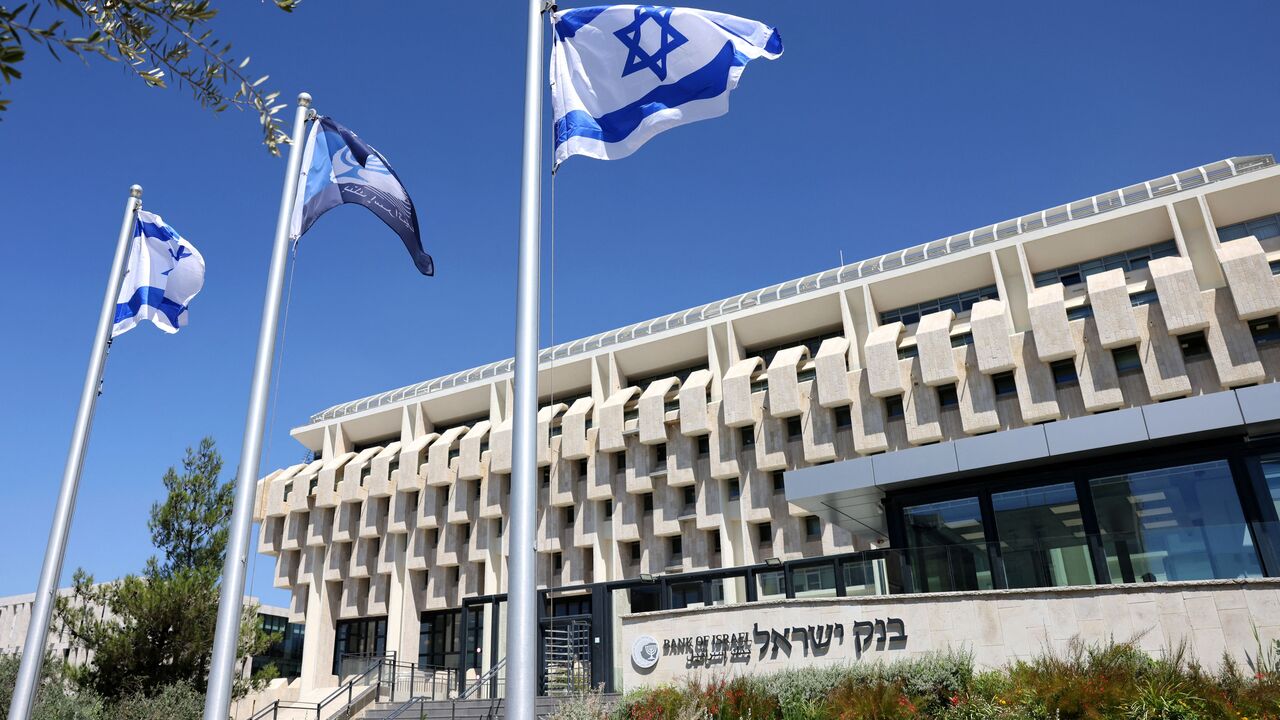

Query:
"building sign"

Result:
[[631, 634, 660, 669], [635, 617, 908, 669]]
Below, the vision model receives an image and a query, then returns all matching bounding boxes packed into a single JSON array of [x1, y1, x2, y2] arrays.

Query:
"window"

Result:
[[654, 443, 667, 464], [615, 453, 627, 473], [474, 481, 482, 500], [697, 436, 709, 457], [992, 372, 1017, 396], [804, 515, 822, 541], [541, 468, 550, 488], [727, 478, 741, 500], [1032, 240, 1178, 288], [843, 559, 889, 597], [991, 482, 1094, 589], [1050, 359, 1078, 386], [792, 564, 837, 598], [463, 524, 472, 542], [937, 384, 959, 408], [951, 332, 974, 348], [879, 285, 1000, 326], [746, 330, 843, 367], [897, 345, 919, 360], [885, 395, 905, 419], [388, 458, 400, 478], [669, 536, 683, 561], [603, 499, 613, 519], [712, 532, 722, 554], [334, 616, 387, 676], [1129, 290, 1158, 307], [772, 471, 786, 494], [786, 417, 803, 441], [1066, 304, 1095, 321], [739, 426, 755, 448], [1090, 460, 1262, 583], [629, 542, 641, 562], [563, 506, 574, 525], [1250, 316, 1280, 346], [1178, 332, 1210, 360], [578, 459, 588, 481], [552, 552, 563, 573], [1217, 212, 1280, 245], [756, 570, 785, 599], [835, 406, 853, 429], [682, 486, 696, 511], [1260, 454, 1280, 521], [756, 522, 772, 545], [642, 493, 653, 514], [417, 610, 459, 671], [669, 579, 702, 608], [1112, 345, 1142, 375], [902, 497, 993, 593]]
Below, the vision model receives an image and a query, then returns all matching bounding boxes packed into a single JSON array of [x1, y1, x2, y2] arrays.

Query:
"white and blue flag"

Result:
[[290, 116, 433, 276], [112, 211, 206, 337], [550, 5, 782, 167]]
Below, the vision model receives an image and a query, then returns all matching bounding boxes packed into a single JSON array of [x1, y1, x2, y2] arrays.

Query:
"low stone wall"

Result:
[[619, 579, 1280, 690]]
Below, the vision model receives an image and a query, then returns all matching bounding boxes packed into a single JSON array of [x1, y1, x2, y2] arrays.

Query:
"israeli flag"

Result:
[[290, 116, 434, 276], [112, 211, 205, 337], [551, 5, 783, 167]]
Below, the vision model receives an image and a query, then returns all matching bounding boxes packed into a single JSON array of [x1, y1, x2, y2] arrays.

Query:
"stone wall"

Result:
[[619, 579, 1280, 689]]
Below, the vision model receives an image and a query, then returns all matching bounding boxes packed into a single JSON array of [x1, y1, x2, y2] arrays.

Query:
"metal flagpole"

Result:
[[8, 184, 141, 720], [202, 92, 313, 720], [505, 0, 545, 718]]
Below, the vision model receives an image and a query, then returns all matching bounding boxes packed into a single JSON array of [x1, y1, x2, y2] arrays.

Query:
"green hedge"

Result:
[[553, 639, 1280, 720]]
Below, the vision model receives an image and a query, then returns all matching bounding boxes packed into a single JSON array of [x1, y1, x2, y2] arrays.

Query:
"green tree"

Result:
[[55, 436, 278, 702], [0, 0, 298, 153], [0, 653, 104, 720]]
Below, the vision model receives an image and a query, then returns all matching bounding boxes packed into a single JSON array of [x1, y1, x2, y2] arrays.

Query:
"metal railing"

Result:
[[309, 155, 1276, 424], [246, 656, 454, 720], [380, 657, 507, 720]]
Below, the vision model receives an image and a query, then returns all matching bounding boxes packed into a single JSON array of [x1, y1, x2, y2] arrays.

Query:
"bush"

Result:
[[108, 684, 204, 720], [613, 638, 1280, 720]]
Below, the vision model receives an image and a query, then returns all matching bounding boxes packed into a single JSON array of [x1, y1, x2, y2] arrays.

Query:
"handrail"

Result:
[[246, 655, 397, 720], [381, 657, 508, 720], [460, 657, 507, 701]]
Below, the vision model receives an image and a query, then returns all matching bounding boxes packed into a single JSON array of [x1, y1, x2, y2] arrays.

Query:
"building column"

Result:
[[385, 535, 419, 667], [299, 548, 338, 691]]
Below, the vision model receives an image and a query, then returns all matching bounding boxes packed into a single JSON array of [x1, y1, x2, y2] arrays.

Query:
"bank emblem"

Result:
[[632, 635, 660, 669]]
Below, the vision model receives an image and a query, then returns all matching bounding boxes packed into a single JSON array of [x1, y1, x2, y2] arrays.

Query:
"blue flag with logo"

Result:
[[550, 5, 782, 167], [290, 116, 433, 276]]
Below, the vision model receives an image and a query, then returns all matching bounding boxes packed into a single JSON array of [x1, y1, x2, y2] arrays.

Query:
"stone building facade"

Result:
[[252, 154, 1280, 693]]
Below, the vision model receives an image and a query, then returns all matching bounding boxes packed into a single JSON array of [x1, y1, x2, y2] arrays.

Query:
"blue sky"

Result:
[[2, 1, 1278, 604]]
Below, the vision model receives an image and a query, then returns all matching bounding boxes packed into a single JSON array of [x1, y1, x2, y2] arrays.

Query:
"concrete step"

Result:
[[359, 694, 619, 720]]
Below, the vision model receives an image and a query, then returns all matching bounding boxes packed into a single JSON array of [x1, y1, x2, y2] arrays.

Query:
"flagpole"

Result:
[[202, 92, 312, 720], [7, 185, 141, 720], [506, 0, 545, 718]]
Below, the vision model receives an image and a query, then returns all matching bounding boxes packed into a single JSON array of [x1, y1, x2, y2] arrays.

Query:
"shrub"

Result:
[[823, 679, 920, 720], [692, 676, 779, 720], [549, 685, 614, 720], [108, 684, 204, 720]]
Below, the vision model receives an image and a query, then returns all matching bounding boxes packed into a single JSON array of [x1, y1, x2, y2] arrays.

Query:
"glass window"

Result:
[[1090, 460, 1262, 583], [902, 497, 993, 592], [670, 580, 704, 609], [992, 483, 1095, 589], [791, 564, 837, 598], [334, 616, 387, 676], [419, 609, 460, 671], [1260, 455, 1280, 520], [756, 570, 785, 599], [842, 558, 890, 597]]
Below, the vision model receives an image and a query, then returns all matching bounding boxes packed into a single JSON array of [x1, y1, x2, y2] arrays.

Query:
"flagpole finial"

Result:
[[298, 92, 312, 107], [129, 184, 143, 198]]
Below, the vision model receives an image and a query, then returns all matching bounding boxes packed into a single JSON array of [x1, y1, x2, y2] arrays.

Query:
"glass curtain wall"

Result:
[[1090, 460, 1262, 583], [992, 482, 1095, 588], [902, 497, 993, 592]]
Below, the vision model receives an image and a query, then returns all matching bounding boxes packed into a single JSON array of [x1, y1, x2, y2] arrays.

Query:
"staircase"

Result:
[[358, 694, 620, 720]]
